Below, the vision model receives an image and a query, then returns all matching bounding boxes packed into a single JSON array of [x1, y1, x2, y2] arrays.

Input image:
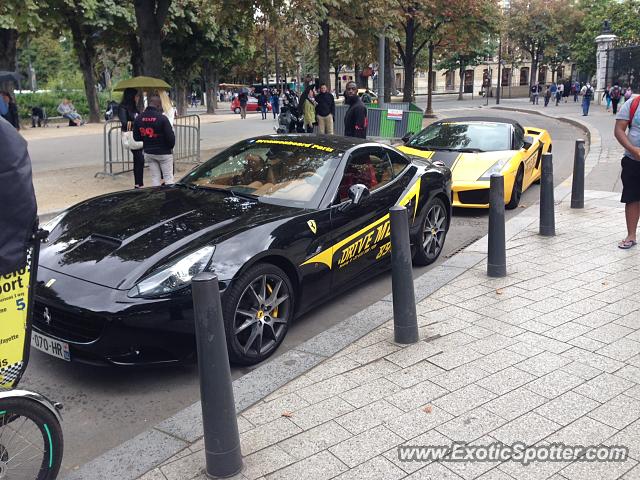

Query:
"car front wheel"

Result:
[[506, 165, 524, 210], [413, 197, 449, 266], [234, 107, 241, 114], [223, 263, 293, 365]]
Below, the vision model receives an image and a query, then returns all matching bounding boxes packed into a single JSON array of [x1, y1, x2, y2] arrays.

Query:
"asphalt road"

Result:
[[20, 107, 587, 474]]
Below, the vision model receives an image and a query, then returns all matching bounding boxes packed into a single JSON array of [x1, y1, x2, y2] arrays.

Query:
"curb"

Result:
[[63, 111, 596, 480]]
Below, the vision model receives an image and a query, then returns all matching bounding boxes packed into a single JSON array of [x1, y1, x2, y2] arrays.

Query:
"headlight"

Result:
[[41, 211, 67, 233], [128, 245, 215, 298], [478, 158, 512, 181]]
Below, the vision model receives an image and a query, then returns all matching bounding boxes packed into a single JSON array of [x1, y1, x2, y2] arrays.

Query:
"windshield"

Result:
[[181, 139, 341, 208], [408, 122, 512, 152]]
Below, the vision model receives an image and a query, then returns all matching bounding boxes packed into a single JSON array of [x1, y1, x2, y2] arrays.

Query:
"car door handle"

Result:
[[432, 160, 446, 168]]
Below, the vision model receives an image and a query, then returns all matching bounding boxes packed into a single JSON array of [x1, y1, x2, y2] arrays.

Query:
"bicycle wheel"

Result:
[[0, 398, 63, 480]]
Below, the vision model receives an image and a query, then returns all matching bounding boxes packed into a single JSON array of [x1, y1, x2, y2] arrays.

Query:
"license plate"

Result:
[[31, 331, 71, 361]]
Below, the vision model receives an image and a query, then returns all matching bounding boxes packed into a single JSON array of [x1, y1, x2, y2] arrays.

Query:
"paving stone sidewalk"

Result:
[[136, 189, 640, 480]]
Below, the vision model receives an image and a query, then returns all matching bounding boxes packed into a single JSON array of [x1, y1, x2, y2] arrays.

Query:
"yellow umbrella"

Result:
[[113, 76, 171, 91]]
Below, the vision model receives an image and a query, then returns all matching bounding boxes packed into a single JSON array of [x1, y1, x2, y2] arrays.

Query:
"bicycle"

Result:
[[0, 229, 64, 479]]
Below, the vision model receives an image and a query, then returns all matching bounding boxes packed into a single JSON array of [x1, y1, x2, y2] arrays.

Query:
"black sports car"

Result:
[[33, 135, 452, 366]]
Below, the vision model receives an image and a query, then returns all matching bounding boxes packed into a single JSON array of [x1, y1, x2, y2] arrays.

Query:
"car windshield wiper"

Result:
[[409, 145, 485, 153]]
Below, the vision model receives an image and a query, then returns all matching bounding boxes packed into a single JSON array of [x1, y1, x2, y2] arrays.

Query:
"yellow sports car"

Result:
[[398, 117, 552, 209]]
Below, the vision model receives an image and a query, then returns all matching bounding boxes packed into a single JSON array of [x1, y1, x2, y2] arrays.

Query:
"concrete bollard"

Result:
[[539, 153, 556, 236], [571, 139, 586, 209], [192, 272, 243, 478], [488, 174, 507, 277], [389, 206, 419, 344]]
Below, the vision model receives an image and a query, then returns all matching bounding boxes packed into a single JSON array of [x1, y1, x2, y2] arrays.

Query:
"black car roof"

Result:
[[251, 134, 368, 153], [434, 116, 522, 128]]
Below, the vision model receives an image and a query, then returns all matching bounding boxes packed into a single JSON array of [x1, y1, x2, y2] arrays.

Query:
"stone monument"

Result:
[[595, 20, 617, 104]]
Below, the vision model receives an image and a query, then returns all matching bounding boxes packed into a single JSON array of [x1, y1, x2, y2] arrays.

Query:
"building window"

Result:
[[520, 68, 529, 85], [538, 66, 547, 84], [445, 70, 455, 90], [556, 66, 565, 80], [502, 68, 511, 86]]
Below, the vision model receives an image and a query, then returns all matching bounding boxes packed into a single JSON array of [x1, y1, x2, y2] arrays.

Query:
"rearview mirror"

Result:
[[401, 132, 414, 144], [522, 135, 535, 150], [348, 184, 370, 206]]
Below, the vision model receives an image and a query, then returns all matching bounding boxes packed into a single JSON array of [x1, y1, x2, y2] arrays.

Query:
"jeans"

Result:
[[582, 97, 591, 115], [31, 115, 42, 127], [145, 153, 174, 186], [240, 105, 247, 119], [613, 98, 620, 114], [317, 114, 334, 134], [532, 94, 539, 105], [544, 96, 550, 107], [261, 106, 267, 119]]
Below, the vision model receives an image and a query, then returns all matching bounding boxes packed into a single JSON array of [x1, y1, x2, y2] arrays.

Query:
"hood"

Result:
[[40, 187, 299, 289]]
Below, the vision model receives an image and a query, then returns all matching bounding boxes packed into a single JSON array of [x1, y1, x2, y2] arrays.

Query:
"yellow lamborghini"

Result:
[[398, 117, 552, 209]]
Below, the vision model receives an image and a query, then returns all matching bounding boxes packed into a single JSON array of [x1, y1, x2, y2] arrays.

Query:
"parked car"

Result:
[[33, 135, 451, 366], [231, 96, 273, 114], [398, 117, 552, 209]]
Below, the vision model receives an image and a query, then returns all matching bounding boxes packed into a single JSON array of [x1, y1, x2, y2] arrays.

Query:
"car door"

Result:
[[329, 146, 407, 288]]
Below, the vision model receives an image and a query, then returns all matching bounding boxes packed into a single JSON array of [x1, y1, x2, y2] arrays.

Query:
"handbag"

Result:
[[122, 121, 143, 150]]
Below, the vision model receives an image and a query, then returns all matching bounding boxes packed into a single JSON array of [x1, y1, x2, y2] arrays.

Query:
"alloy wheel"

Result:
[[423, 203, 447, 259], [233, 274, 290, 357]]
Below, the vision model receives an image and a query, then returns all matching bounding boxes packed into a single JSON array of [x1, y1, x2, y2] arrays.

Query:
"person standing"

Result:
[[0, 92, 20, 130], [573, 81, 580, 102], [362, 89, 372, 104], [556, 82, 564, 106], [238, 91, 248, 119], [544, 85, 551, 107], [344, 81, 367, 138], [315, 83, 335, 134], [563, 80, 571, 103], [158, 90, 176, 126], [549, 82, 557, 105], [610, 82, 622, 114], [118, 88, 144, 188], [302, 87, 317, 133], [580, 83, 594, 116], [270, 89, 280, 119], [614, 93, 640, 248], [258, 89, 269, 120], [531, 83, 539, 105], [602, 85, 612, 112], [133, 95, 175, 187]]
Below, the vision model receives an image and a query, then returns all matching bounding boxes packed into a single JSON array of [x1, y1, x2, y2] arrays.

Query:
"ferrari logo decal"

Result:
[[307, 220, 317, 234]]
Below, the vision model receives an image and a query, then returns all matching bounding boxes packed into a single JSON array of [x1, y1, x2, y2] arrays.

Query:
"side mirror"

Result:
[[348, 183, 370, 206], [401, 132, 414, 144], [522, 135, 535, 150]]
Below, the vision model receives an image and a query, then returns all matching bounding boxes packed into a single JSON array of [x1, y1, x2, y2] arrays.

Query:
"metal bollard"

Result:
[[389, 206, 419, 344], [539, 153, 556, 236], [192, 272, 243, 478], [488, 174, 507, 277], [571, 139, 586, 209]]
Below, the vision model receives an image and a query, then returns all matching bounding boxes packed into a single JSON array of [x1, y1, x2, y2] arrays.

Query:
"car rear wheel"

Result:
[[506, 165, 524, 210], [413, 197, 449, 266], [234, 107, 241, 114], [223, 263, 293, 365]]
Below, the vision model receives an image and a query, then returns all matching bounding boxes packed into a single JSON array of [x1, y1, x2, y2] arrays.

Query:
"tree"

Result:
[[571, 0, 640, 78], [133, 0, 171, 77], [0, 0, 41, 92], [507, 0, 560, 92]]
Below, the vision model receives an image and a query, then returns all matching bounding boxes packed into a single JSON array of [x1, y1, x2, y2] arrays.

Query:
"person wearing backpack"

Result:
[[614, 93, 640, 248], [610, 82, 622, 114], [602, 85, 611, 112], [580, 83, 594, 116]]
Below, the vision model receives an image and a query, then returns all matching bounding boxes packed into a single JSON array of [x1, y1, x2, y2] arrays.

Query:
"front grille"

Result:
[[33, 302, 106, 343], [458, 189, 490, 205]]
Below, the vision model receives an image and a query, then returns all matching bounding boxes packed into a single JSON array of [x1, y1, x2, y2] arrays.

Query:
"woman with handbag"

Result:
[[119, 88, 145, 188]]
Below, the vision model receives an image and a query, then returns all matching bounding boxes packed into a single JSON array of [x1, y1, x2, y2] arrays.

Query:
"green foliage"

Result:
[[572, 0, 640, 76], [13, 90, 113, 119]]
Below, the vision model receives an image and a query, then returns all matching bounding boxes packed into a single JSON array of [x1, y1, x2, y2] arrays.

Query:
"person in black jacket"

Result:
[[0, 92, 20, 130], [133, 95, 176, 186], [0, 116, 37, 275], [344, 81, 367, 138], [118, 88, 145, 188], [315, 83, 335, 134]]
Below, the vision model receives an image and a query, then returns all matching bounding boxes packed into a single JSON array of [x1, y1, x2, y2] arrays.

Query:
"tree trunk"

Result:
[[175, 79, 187, 116], [426, 43, 434, 114], [458, 65, 465, 100], [354, 63, 367, 88], [529, 49, 538, 100], [333, 63, 341, 94], [263, 27, 269, 85], [400, 17, 416, 103], [274, 40, 281, 88], [134, 0, 170, 78], [129, 34, 143, 77], [68, 20, 100, 123], [318, 19, 330, 87], [384, 38, 392, 103], [204, 60, 216, 114], [0, 29, 18, 92]]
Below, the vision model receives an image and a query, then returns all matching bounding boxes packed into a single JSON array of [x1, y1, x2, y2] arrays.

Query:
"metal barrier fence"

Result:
[[96, 114, 201, 178], [333, 103, 423, 139]]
